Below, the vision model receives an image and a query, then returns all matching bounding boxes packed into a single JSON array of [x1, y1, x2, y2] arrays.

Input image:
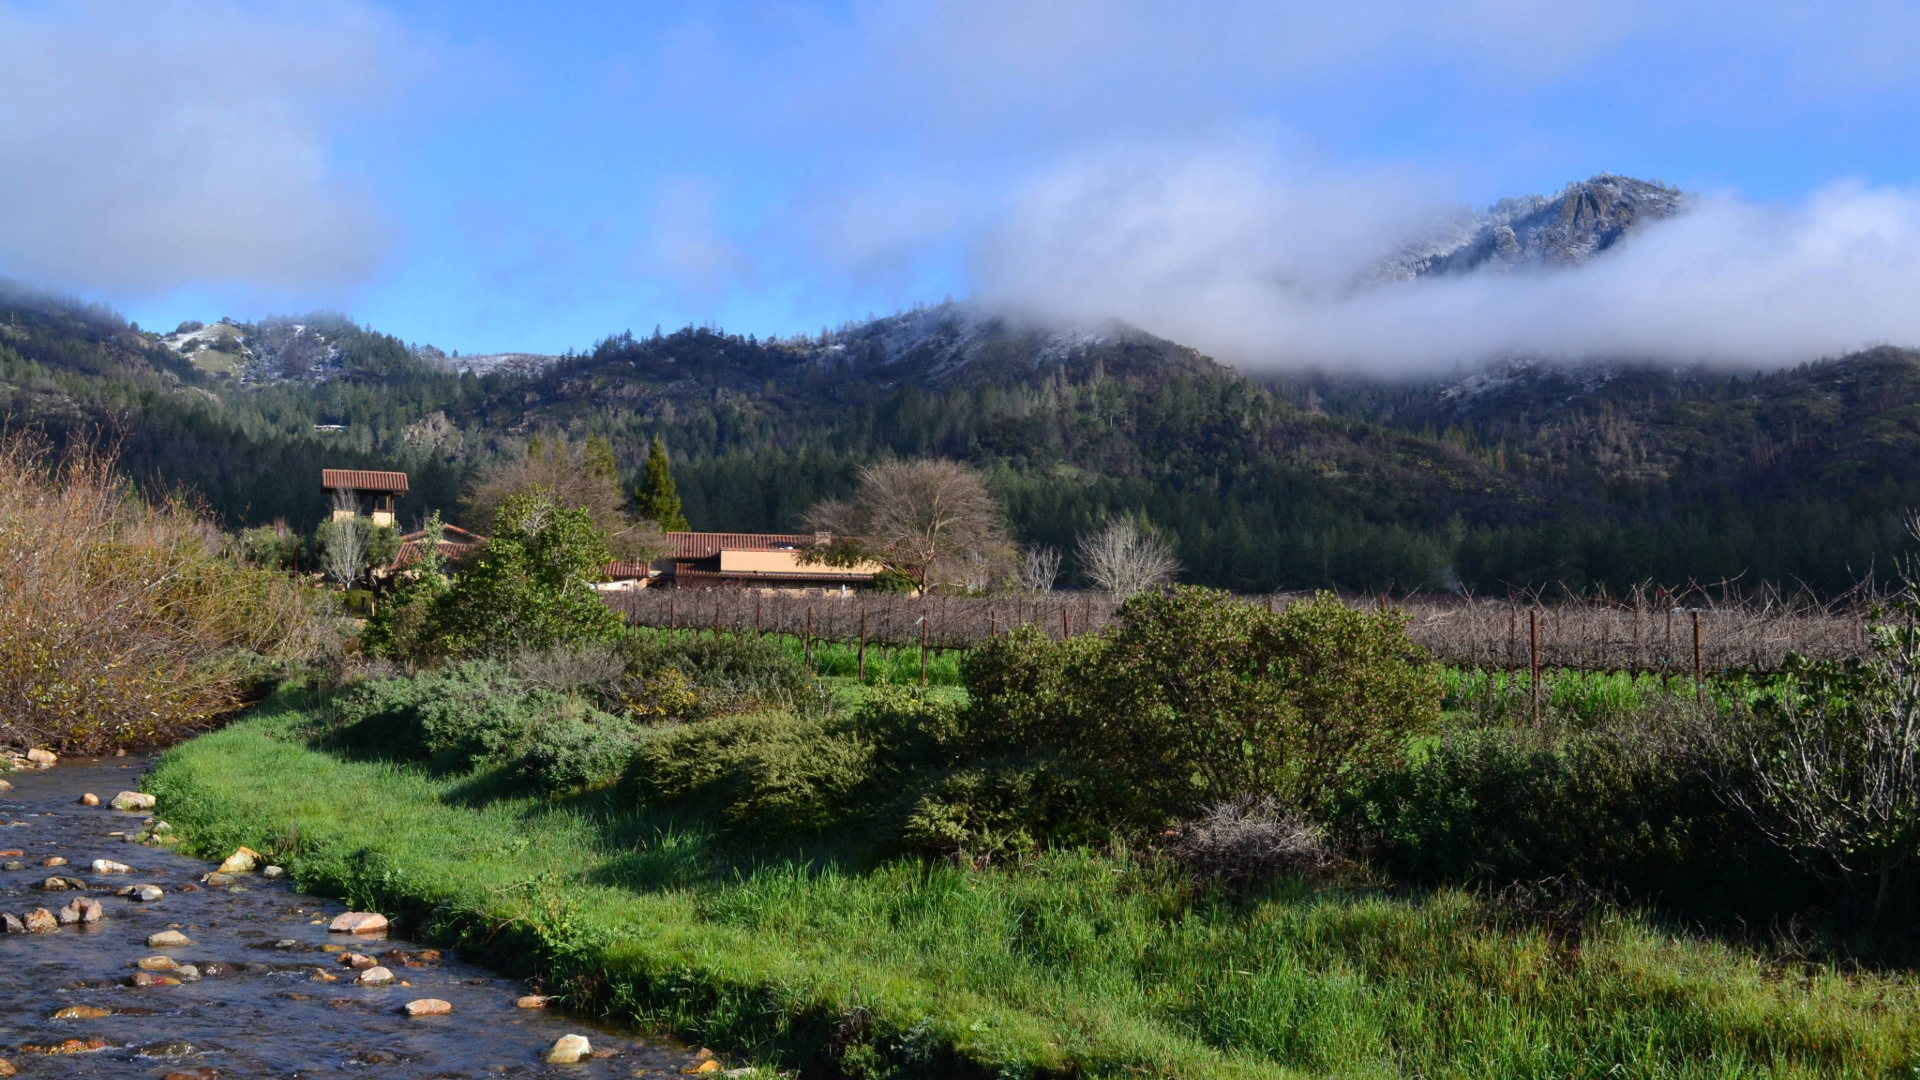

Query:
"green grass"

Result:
[[145, 691, 1920, 1079]]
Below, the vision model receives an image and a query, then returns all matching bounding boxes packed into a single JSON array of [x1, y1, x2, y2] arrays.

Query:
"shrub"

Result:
[[963, 588, 1440, 825], [0, 434, 330, 752], [328, 661, 639, 792], [617, 629, 812, 704], [627, 711, 873, 834], [236, 523, 305, 570], [428, 490, 624, 657], [1333, 722, 1817, 923], [520, 711, 644, 793], [1721, 630, 1920, 927]]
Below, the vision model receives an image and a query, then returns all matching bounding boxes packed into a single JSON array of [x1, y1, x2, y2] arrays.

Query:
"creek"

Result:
[[0, 754, 708, 1078]]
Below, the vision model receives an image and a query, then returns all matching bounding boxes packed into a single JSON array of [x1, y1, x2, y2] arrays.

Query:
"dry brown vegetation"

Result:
[[608, 583, 1875, 674], [0, 434, 331, 752], [463, 435, 668, 561]]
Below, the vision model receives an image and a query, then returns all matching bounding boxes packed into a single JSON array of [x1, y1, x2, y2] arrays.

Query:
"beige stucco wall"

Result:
[[717, 549, 880, 577]]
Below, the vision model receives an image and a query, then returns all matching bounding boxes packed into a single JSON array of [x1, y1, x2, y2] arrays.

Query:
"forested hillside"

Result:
[[4, 280, 1916, 595]]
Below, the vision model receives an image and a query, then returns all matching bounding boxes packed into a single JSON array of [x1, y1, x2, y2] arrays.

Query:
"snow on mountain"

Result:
[[443, 352, 562, 377], [1378, 174, 1684, 281]]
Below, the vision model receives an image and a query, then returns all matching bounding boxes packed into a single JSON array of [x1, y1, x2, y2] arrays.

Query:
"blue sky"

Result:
[[5, 1, 1920, 367]]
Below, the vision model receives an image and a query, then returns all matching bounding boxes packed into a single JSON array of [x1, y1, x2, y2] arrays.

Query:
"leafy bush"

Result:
[[963, 588, 1441, 825], [1333, 722, 1818, 923], [618, 629, 815, 705], [0, 434, 331, 752], [237, 523, 305, 570], [423, 490, 625, 658], [520, 711, 644, 793], [328, 661, 639, 792], [622, 591, 1441, 855]]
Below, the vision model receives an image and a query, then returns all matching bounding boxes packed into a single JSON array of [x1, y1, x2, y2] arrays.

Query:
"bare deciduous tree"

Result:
[[463, 436, 666, 561], [1077, 517, 1179, 597], [1018, 545, 1061, 593], [321, 489, 369, 587], [804, 459, 1012, 593], [1723, 511, 1920, 927]]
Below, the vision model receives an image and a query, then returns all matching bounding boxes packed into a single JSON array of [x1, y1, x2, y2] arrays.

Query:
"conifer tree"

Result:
[[584, 435, 619, 482], [634, 435, 689, 531]]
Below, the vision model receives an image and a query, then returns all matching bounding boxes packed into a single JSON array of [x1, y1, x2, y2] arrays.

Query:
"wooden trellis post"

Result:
[[1530, 607, 1541, 729], [1693, 610, 1705, 704]]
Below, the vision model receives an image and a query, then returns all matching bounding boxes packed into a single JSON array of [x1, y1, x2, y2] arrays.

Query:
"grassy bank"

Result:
[[147, 690, 1920, 1079]]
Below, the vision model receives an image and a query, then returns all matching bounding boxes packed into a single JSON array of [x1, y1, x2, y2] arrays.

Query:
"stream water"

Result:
[[0, 755, 710, 1078]]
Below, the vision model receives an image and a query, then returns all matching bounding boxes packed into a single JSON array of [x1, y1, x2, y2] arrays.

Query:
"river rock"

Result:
[[262, 865, 284, 878], [172, 964, 201, 982], [515, 994, 552, 1008], [339, 952, 377, 969], [24, 908, 56, 933], [77, 793, 98, 806], [41, 876, 69, 891], [26, 749, 55, 767], [199, 961, 235, 977], [130, 970, 182, 987], [147, 929, 191, 947], [0, 1057, 14, 1076], [0, 779, 10, 791], [203, 872, 234, 887], [354, 965, 395, 986], [403, 997, 452, 1017], [41, 856, 66, 867], [133, 884, 164, 902], [545, 1034, 593, 1063], [1, 914, 22, 933], [57, 898, 102, 924], [161, 1069, 219, 1080], [216, 846, 259, 873], [136, 955, 178, 971], [329, 911, 388, 934], [91, 858, 133, 873], [2, 862, 21, 871], [51, 1005, 111, 1020], [111, 791, 155, 811]]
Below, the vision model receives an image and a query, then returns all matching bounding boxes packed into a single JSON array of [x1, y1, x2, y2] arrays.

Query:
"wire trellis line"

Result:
[[603, 582, 1878, 676]]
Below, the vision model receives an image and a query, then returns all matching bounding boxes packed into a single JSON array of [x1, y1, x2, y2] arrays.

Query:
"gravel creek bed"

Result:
[[0, 755, 715, 1078]]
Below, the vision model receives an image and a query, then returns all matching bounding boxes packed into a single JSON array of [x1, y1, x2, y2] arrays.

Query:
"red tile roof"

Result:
[[391, 524, 487, 568], [668, 531, 819, 559], [322, 468, 409, 493]]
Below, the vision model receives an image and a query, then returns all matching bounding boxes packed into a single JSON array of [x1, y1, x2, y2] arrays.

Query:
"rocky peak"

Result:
[[1382, 174, 1684, 280]]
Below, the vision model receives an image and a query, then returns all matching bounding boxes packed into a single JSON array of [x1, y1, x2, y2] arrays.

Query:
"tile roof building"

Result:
[[604, 531, 881, 590], [322, 469, 409, 527]]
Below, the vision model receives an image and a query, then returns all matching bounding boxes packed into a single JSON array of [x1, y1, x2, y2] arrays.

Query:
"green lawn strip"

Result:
[[146, 695, 1920, 1079], [145, 699, 1285, 1078]]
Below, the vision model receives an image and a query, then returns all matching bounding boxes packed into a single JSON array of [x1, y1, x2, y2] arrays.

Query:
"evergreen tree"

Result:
[[584, 435, 619, 482], [634, 435, 690, 531]]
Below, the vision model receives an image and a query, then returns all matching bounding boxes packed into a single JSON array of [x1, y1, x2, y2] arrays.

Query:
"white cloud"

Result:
[[973, 146, 1920, 373], [0, 0, 404, 296]]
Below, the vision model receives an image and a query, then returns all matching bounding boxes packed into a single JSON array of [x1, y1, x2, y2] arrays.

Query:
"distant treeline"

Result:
[[3, 284, 1917, 596]]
